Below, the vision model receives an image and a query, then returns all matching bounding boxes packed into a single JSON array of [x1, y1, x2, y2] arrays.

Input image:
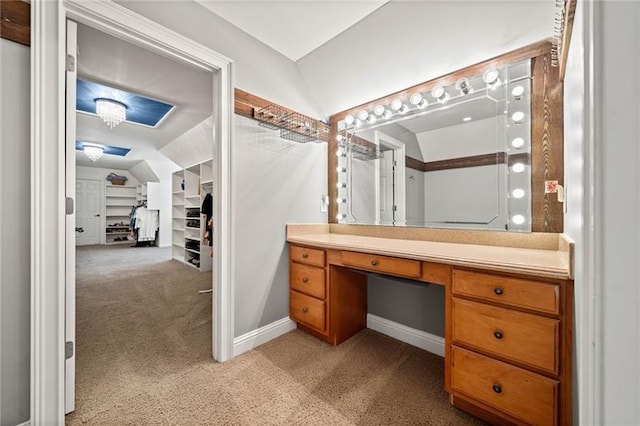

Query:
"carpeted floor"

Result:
[[67, 244, 485, 425]]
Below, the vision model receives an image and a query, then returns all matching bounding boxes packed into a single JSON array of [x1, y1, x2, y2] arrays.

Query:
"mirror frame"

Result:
[[328, 40, 564, 233]]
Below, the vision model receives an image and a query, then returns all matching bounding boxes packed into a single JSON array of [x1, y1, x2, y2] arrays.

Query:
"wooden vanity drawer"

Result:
[[290, 262, 325, 299], [290, 245, 325, 267], [453, 270, 560, 315], [290, 290, 325, 331], [341, 251, 421, 278], [452, 346, 558, 426], [452, 298, 559, 374]]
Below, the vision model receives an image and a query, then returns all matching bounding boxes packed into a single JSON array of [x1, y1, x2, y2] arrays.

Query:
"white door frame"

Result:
[[373, 131, 406, 226], [31, 1, 235, 423]]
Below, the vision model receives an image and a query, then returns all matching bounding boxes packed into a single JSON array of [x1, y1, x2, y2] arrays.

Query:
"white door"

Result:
[[65, 19, 77, 414], [379, 150, 395, 225], [75, 179, 102, 246]]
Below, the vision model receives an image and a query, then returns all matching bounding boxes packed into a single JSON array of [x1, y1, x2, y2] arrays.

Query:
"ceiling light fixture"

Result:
[[95, 98, 127, 129], [82, 143, 105, 163]]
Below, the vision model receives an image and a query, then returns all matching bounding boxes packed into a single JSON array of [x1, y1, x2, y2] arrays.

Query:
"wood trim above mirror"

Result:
[[328, 40, 564, 233]]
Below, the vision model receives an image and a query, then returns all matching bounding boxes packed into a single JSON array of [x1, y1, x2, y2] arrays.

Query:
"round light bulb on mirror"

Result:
[[390, 99, 403, 111], [336, 166, 347, 173], [511, 162, 525, 173], [367, 114, 377, 124], [482, 68, 500, 86], [373, 105, 386, 117], [511, 111, 525, 123], [336, 213, 347, 221], [336, 148, 347, 157], [511, 214, 526, 225], [336, 197, 347, 204], [512, 188, 526, 199], [383, 109, 393, 119], [344, 115, 355, 126], [431, 85, 449, 102], [399, 104, 408, 114], [409, 93, 427, 108], [336, 182, 347, 189], [455, 78, 473, 95], [355, 119, 363, 128], [512, 85, 525, 99], [511, 137, 525, 149], [357, 110, 369, 121], [336, 134, 345, 143]]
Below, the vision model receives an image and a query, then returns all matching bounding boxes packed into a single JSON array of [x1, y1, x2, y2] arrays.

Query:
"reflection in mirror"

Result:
[[336, 60, 532, 232]]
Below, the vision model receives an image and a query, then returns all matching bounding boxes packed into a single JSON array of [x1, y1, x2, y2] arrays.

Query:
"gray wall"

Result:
[[297, 1, 555, 117], [0, 38, 31, 425], [115, 0, 324, 120], [596, 2, 640, 424], [233, 116, 327, 337]]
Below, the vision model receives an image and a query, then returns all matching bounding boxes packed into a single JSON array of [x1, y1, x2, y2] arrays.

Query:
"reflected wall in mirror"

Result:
[[329, 41, 564, 233], [336, 60, 531, 232]]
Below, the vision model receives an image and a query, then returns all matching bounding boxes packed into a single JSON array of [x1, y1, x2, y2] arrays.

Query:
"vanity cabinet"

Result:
[[287, 229, 573, 425], [289, 245, 367, 345], [450, 269, 573, 425]]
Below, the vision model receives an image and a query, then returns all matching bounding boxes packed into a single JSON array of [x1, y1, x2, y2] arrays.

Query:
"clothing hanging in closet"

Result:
[[133, 206, 159, 242], [201, 193, 213, 247]]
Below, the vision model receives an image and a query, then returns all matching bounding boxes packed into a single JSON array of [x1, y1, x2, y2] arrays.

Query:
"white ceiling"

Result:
[[75, 23, 213, 169], [194, 0, 388, 61]]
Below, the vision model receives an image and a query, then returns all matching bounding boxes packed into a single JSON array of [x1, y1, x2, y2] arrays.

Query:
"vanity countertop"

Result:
[[286, 224, 573, 280]]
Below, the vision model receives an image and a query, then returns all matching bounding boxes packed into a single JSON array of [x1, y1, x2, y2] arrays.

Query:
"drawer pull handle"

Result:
[[492, 384, 502, 394], [494, 287, 504, 295], [493, 330, 504, 340], [302, 277, 308, 283], [371, 260, 378, 266], [302, 253, 309, 259], [302, 307, 309, 313]]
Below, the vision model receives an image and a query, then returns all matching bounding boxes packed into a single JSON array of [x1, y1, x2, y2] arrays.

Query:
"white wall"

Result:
[[563, 1, 587, 423], [115, 1, 324, 120], [160, 116, 214, 169], [596, 2, 640, 424], [0, 38, 31, 426], [233, 115, 327, 337], [417, 117, 502, 161], [297, 1, 555, 117]]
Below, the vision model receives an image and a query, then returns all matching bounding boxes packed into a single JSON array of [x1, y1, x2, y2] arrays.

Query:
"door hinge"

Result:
[[66, 197, 74, 215], [65, 341, 74, 359], [66, 54, 75, 72], [392, 205, 397, 212]]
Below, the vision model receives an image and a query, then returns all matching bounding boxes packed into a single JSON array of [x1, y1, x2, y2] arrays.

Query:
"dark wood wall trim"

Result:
[[531, 52, 564, 233], [406, 152, 529, 173], [234, 88, 329, 142], [1, 1, 30, 47], [424, 153, 506, 172], [405, 156, 425, 172]]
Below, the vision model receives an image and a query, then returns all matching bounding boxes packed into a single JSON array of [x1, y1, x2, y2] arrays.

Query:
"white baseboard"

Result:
[[233, 317, 296, 357], [367, 314, 445, 357]]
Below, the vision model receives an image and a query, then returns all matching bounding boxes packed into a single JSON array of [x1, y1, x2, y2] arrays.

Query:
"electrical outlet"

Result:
[[320, 195, 329, 213]]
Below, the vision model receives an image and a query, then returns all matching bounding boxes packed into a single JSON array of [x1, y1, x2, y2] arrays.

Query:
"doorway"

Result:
[[374, 131, 406, 226], [65, 17, 222, 417], [28, 1, 233, 422], [75, 179, 102, 246]]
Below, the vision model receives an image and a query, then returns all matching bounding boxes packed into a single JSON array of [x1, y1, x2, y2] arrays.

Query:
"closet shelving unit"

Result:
[[171, 160, 213, 272], [136, 183, 148, 204], [105, 184, 136, 244]]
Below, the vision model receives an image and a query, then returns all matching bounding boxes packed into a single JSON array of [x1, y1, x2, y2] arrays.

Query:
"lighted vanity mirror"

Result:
[[335, 60, 532, 232]]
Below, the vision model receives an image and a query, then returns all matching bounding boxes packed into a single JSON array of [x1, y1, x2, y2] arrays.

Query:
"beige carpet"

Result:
[[67, 244, 485, 425]]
